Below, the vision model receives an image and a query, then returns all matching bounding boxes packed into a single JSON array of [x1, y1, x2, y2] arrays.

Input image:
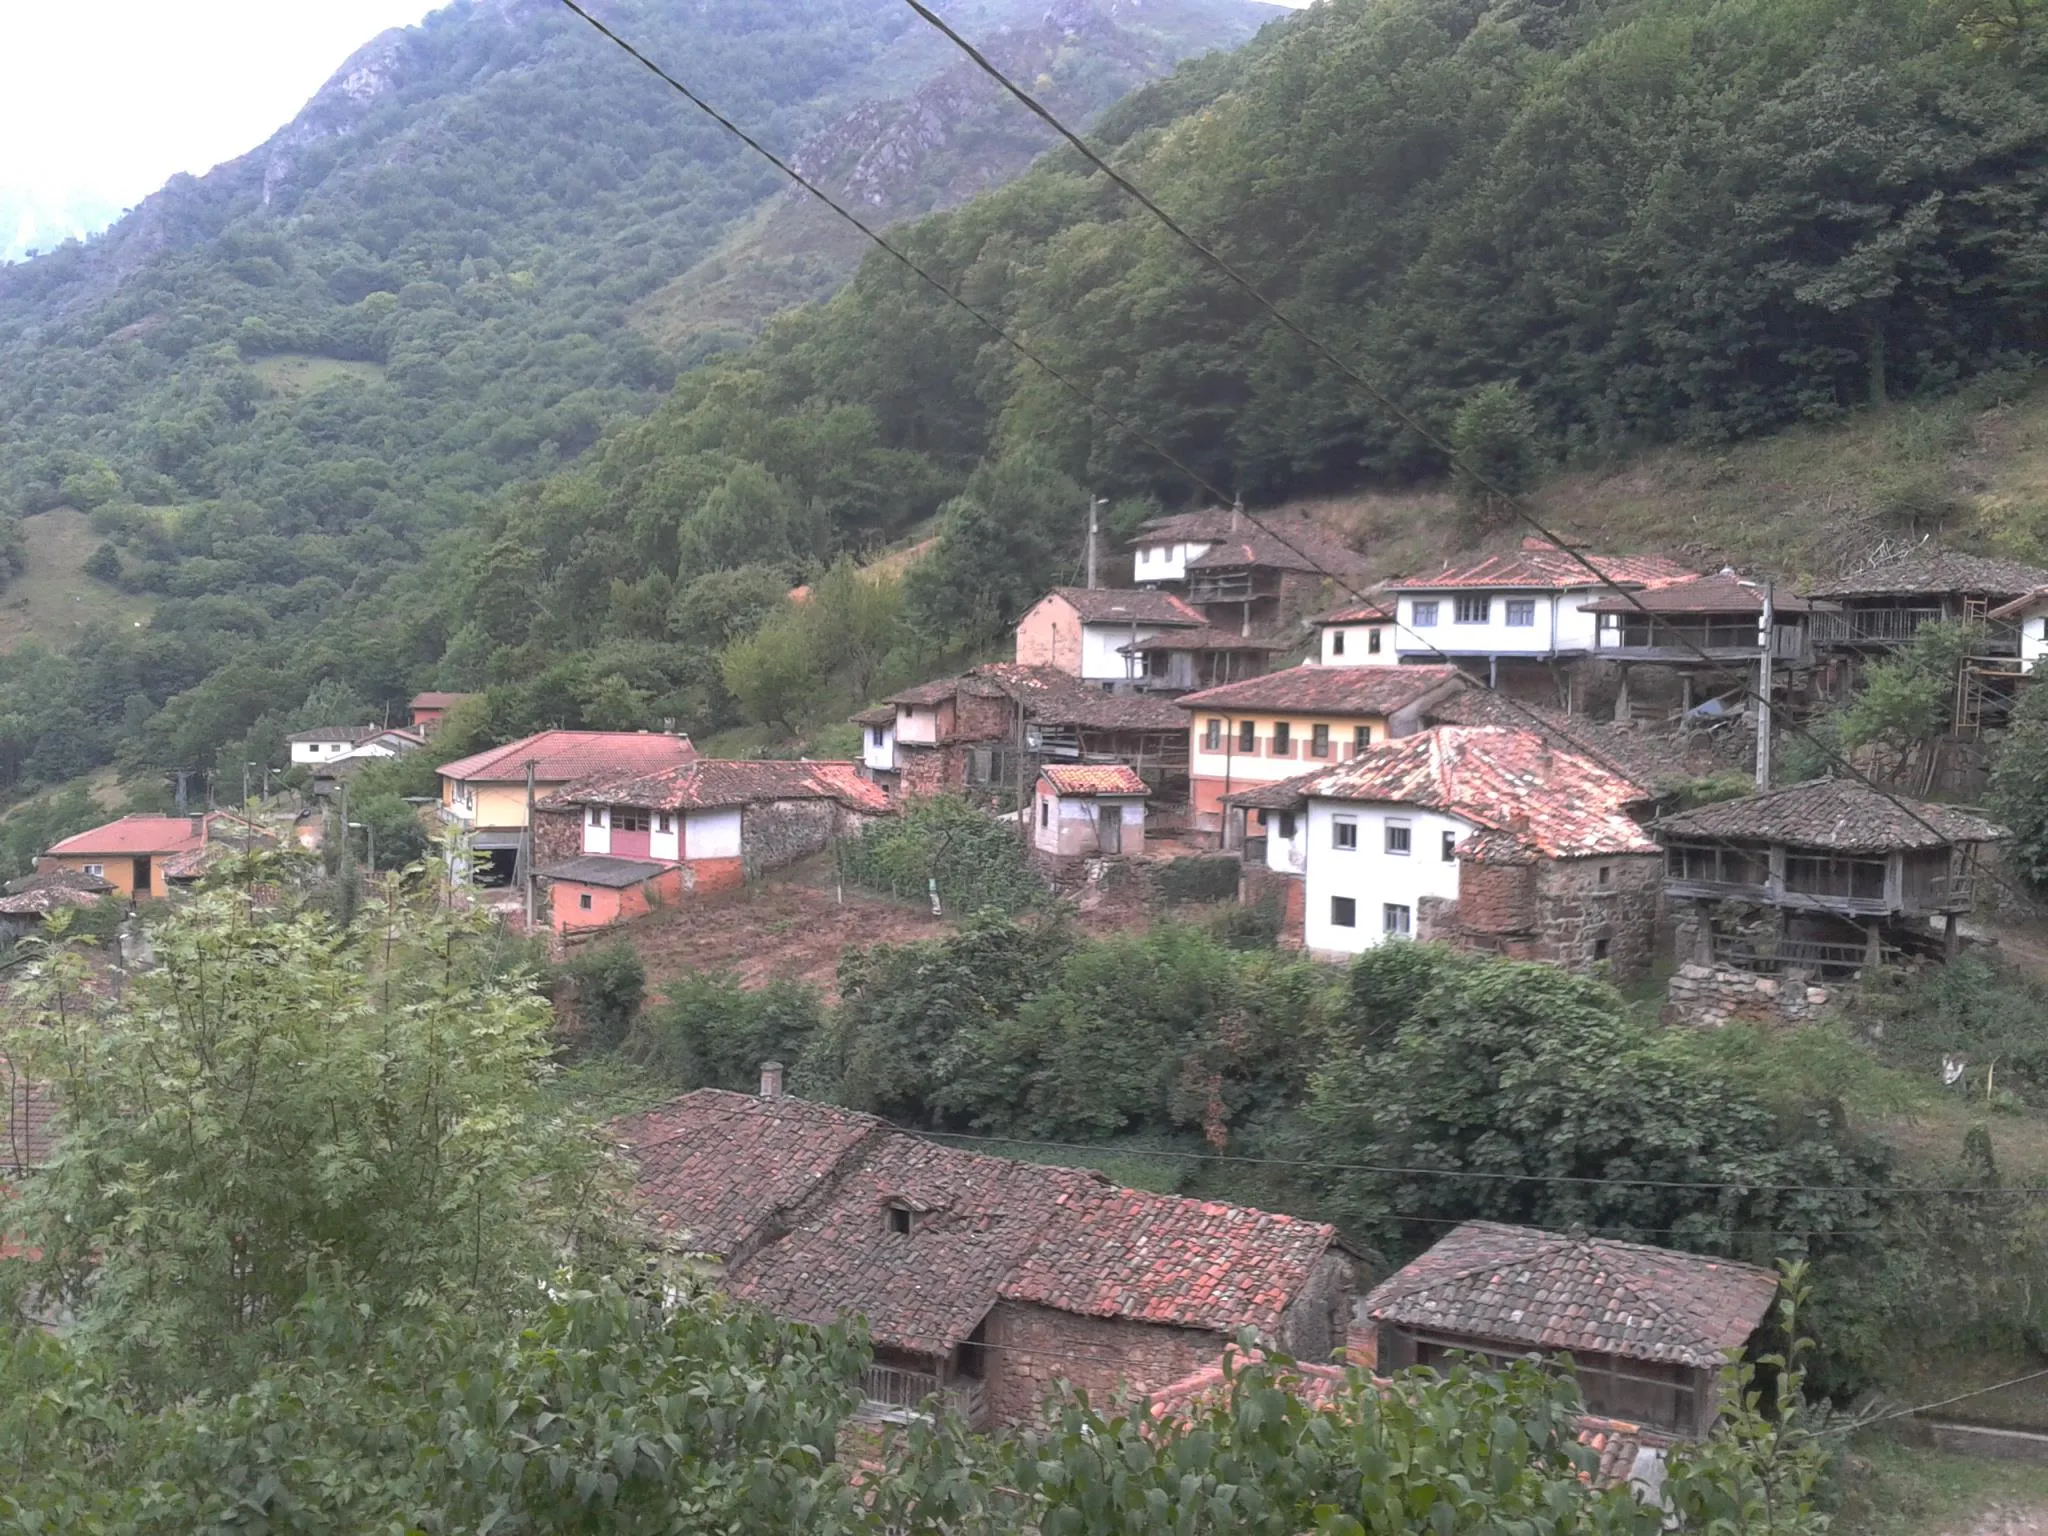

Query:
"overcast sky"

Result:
[[0, 1, 441, 252]]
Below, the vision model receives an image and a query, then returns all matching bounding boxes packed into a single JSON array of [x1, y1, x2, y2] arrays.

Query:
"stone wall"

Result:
[[982, 1300, 1227, 1428], [1275, 1252, 1355, 1362], [740, 798, 843, 878], [897, 743, 960, 799], [1458, 859, 1538, 939], [1239, 863, 1306, 944], [1663, 961, 1832, 1028], [1534, 854, 1663, 982], [532, 805, 584, 867]]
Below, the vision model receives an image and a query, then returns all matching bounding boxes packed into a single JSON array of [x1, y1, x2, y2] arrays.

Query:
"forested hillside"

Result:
[[0, 0, 2044, 810]]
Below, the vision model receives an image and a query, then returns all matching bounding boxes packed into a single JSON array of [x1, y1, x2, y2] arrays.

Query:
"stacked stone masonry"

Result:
[[1663, 962, 1831, 1029]]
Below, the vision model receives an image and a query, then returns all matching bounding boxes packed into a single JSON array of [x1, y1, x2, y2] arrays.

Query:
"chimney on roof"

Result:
[[759, 1060, 785, 1099]]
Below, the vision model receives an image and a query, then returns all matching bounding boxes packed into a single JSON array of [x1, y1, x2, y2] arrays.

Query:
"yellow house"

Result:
[[438, 729, 697, 880], [1175, 666, 1470, 838], [38, 811, 265, 899]]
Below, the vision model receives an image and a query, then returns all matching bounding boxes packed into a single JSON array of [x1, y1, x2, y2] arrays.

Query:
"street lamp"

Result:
[[347, 819, 375, 871]]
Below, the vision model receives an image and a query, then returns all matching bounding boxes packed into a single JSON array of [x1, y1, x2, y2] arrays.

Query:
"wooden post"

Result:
[[1755, 582, 1775, 790], [523, 759, 538, 927]]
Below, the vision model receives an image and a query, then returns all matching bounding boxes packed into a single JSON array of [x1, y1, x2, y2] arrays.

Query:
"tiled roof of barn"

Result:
[[1227, 727, 1658, 858], [734, 1134, 1093, 1358], [544, 759, 889, 815], [1044, 588, 1208, 626], [1000, 1185, 1336, 1337], [1118, 628, 1289, 653], [1176, 663, 1469, 715], [1184, 524, 1373, 580], [1132, 509, 1246, 544], [1581, 575, 1829, 615], [4, 868, 114, 896], [1394, 538, 1696, 594], [437, 730, 697, 784], [1040, 764, 1150, 797], [611, 1090, 885, 1262], [287, 725, 382, 744], [1806, 549, 2048, 601], [1656, 778, 2005, 853], [1421, 691, 1713, 792], [850, 704, 896, 726], [1364, 1221, 1779, 1369]]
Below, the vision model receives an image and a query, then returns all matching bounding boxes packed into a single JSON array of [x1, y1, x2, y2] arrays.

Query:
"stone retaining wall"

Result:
[[1663, 961, 1832, 1028]]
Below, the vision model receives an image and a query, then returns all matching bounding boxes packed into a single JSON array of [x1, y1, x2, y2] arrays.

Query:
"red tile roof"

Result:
[[45, 811, 258, 859], [1, 1061, 56, 1176], [1395, 538, 1695, 594], [1175, 663, 1470, 717], [1581, 575, 1830, 615], [1313, 600, 1396, 624], [1234, 727, 1658, 858], [1040, 763, 1149, 797], [612, 1090, 884, 1260], [409, 691, 477, 710], [544, 759, 889, 815], [1041, 588, 1208, 627], [1364, 1221, 1779, 1369], [437, 729, 696, 785], [1000, 1185, 1336, 1336]]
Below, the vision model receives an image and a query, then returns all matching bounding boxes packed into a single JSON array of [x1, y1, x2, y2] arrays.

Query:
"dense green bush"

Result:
[[1152, 855, 1243, 906], [634, 971, 824, 1092], [552, 940, 647, 1053], [834, 795, 1043, 916]]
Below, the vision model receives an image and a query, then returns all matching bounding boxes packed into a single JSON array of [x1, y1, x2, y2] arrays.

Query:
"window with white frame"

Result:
[[613, 809, 649, 833], [1332, 817, 1358, 850], [1384, 820, 1412, 855], [1412, 600, 1440, 627], [587, 806, 605, 827], [1505, 599, 1536, 627], [1331, 896, 1357, 928], [870, 726, 886, 747], [656, 813, 674, 834], [1383, 903, 1412, 936], [1454, 595, 1490, 624], [83, 863, 104, 878]]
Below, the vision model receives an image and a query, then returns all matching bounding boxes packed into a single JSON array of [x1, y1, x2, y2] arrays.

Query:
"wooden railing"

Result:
[[857, 1365, 986, 1426], [1712, 934, 1900, 976], [1810, 608, 1947, 647]]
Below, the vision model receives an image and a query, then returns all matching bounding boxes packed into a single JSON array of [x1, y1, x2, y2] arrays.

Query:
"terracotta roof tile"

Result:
[[437, 730, 696, 785], [544, 759, 889, 815], [409, 691, 477, 710], [1176, 663, 1470, 716], [4, 869, 114, 896], [1227, 727, 1657, 858], [1807, 550, 2048, 600], [1040, 764, 1149, 797], [1656, 778, 2005, 852], [45, 811, 258, 859], [1364, 1221, 1779, 1369], [1043, 588, 1208, 626], [1420, 693, 1715, 793], [890, 665, 1186, 732], [1581, 575, 1830, 616], [1396, 539, 1696, 594], [1313, 600, 1396, 624], [1185, 525, 1372, 580], [1132, 509, 1246, 544]]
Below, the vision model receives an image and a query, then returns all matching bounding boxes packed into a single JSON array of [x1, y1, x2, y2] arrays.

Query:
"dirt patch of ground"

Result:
[[611, 869, 951, 999], [1943, 1506, 2048, 1536]]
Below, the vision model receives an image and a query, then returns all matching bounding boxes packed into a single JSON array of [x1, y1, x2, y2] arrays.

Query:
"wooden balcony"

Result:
[[858, 1363, 986, 1427], [1810, 607, 1945, 648]]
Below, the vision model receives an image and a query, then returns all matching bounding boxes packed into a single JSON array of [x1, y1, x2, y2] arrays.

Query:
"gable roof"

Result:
[[1119, 628, 1289, 654], [1184, 524, 1371, 581], [544, 759, 889, 815], [288, 725, 382, 744], [437, 729, 696, 785], [1312, 600, 1396, 625], [1656, 778, 2006, 852], [1394, 538, 1695, 594], [1176, 664, 1469, 717], [1234, 727, 1658, 858], [1132, 509, 1246, 545], [1365, 1221, 1778, 1369], [1041, 588, 1208, 627], [1806, 550, 2048, 601], [409, 691, 477, 710], [612, 1090, 884, 1262], [1421, 691, 1715, 793], [4, 868, 115, 896], [1040, 763, 1149, 797], [536, 855, 673, 889], [890, 665, 1187, 733], [1582, 575, 1830, 615], [45, 811, 258, 860], [616, 1091, 1337, 1359]]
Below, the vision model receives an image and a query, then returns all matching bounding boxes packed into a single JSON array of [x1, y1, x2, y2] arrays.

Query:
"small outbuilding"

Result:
[[1033, 763, 1149, 858]]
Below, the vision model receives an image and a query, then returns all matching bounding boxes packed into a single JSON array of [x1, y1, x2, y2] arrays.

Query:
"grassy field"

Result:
[[0, 508, 154, 653], [1838, 1434, 2048, 1536], [248, 353, 387, 397]]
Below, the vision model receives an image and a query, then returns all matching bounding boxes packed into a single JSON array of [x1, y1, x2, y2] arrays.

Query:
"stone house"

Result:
[[0, 869, 113, 942], [1033, 763, 1149, 858], [533, 759, 891, 933], [1232, 725, 1662, 975], [881, 665, 1189, 804], [1175, 664, 1473, 840], [613, 1086, 1353, 1430], [1657, 778, 2004, 996], [1013, 587, 1210, 684], [1364, 1221, 1779, 1442], [1387, 538, 1697, 705]]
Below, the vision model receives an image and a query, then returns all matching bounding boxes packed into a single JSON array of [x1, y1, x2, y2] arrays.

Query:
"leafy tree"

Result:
[[805, 556, 911, 703], [721, 604, 829, 730], [1449, 381, 1541, 526], [1836, 619, 1979, 783], [553, 939, 648, 1053], [666, 563, 791, 649], [1990, 673, 2048, 890], [351, 789, 431, 870], [634, 970, 825, 1090], [905, 450, 1086, 642], [81, 541, 122, 584], [834, 794, 1044, 913]]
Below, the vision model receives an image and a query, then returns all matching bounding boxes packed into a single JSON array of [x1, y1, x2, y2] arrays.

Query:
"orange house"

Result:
[[38, 811, 266, 899]]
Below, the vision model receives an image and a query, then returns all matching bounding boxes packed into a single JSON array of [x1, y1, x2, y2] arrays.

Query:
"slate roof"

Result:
[[1132, 509, 1246, 544], [851, 704, 897, 727], [1582, 575, 1830, 615], [1806, 550, 2048, 601], [612, 1090, 883, 1261], [437, 729, 697, 784], [1001, 1185, 1336, 1337], [1040, 763, 1149, 797], [538, 856, 673, 889], [738, 1135, 1094, 1358], [409, 691, 477, 710], [1118, 628, 1289, 654], [615, 1091, 1340, 1360], [957, 664, 1187, 732], [544, 759, 889, 815], [1043, 588, 1208, 627], [0, 886, 107, 916], [1229, 727, 1658, 858], [1394, 538, 1696, 594], [1656, 778, 2006, 852], [288, 725, 382, 744], [1366, 1221, 1778, 1369], [1176, 663, 1470, 717]]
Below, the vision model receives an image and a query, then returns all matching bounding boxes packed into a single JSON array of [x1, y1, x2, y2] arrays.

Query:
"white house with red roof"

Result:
[[1232, 725, 1661, 973], [1389, 538, 1696, 691], [1032, 763, 1149, 858], [1309, 600, 1399, 667], [1014, 587, 1212, 684]]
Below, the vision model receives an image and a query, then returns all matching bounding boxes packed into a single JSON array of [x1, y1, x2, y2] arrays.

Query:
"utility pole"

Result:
[[1085, 495, 1103, 590], [522, 758, 538, 927], [1755, 581, 1775, 791]]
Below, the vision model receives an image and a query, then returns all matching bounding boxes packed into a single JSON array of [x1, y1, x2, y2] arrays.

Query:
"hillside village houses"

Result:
[[1584, 573, 1835, 726], [1127, 507, 1373, 636], [407, 690, 478, 736], [1233, 725, 1662, 971], [36, 811, 271, 900], [1309, 599, 1399, 666], [436, 728, 697, 885], [1013, 587, 1209, 683], [1032, 763, 1149, 859], [532, 758, 890, 932]]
